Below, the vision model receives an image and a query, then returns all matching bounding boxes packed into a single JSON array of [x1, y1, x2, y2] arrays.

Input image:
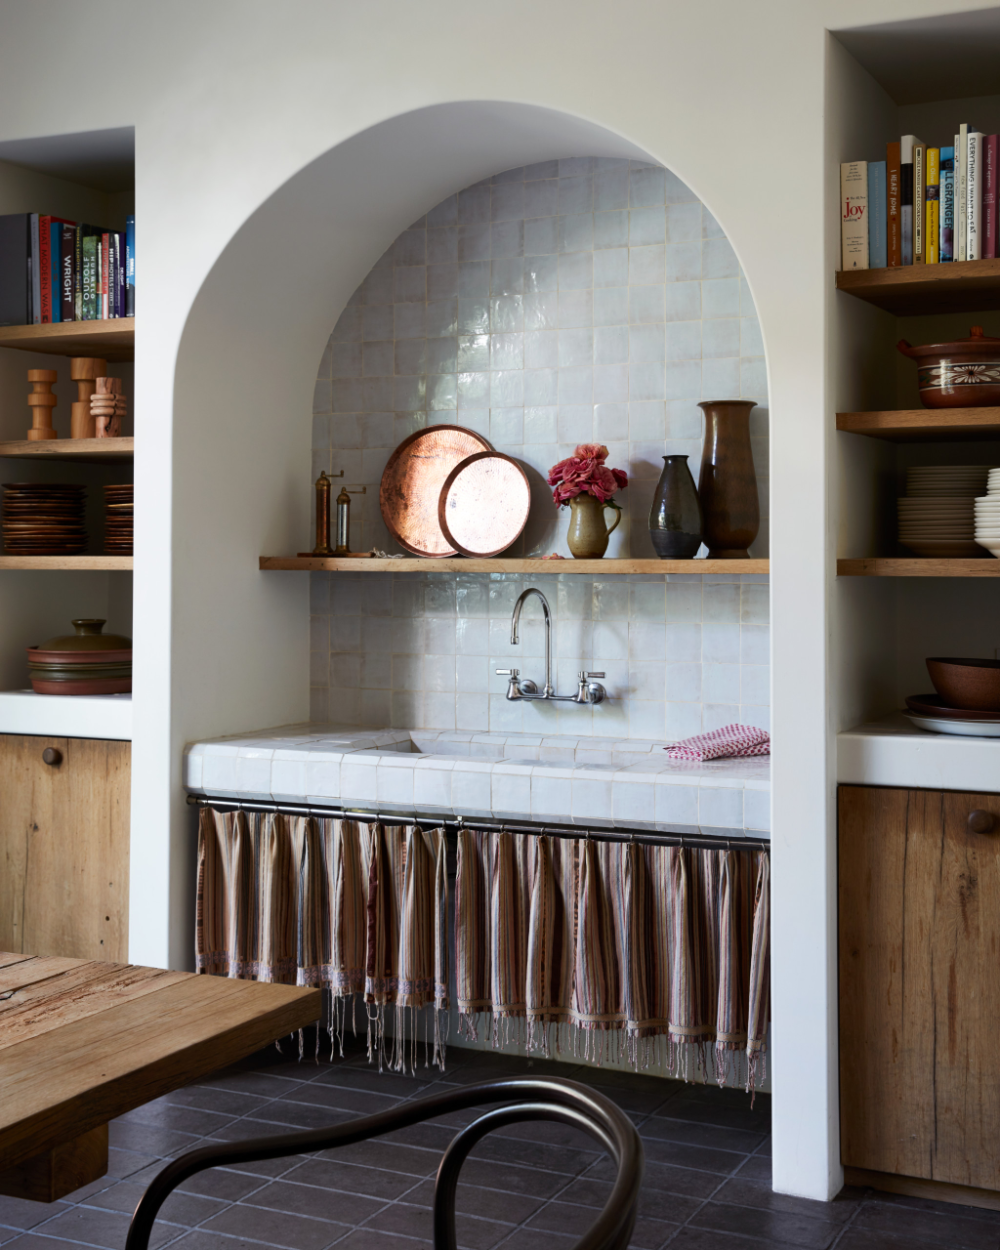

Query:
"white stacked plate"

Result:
[[899, 466, 994, 557], [975, 470, 1000, 557]]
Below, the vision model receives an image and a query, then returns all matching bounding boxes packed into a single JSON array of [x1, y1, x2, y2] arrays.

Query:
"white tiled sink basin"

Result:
[[185, 726, 769, 837]]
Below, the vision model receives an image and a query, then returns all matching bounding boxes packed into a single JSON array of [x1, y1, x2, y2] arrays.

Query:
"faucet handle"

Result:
[[580, 670, 605, 680], [496, 668, 520, 677]]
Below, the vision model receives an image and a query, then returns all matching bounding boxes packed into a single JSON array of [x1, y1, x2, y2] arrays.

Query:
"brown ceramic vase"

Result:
[[697, 400, 760, 558]]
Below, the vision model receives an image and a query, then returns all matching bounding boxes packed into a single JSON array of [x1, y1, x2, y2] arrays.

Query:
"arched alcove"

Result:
[[153, 101, 769, 967]]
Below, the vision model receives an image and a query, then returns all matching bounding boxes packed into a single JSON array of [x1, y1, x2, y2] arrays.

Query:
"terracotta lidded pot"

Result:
[[648, 454, 703, 558], [566, 492, 621, 558], [697, 400, 760, 558], [897, 326, 1000, 409], [28, 618, 133, 696]]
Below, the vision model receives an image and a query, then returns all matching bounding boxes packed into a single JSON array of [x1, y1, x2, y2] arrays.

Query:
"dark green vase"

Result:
[[648, 454, 703, 559]]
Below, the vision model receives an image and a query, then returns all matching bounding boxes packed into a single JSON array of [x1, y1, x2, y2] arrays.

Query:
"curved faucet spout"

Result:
[[511, 587, 553, 695]]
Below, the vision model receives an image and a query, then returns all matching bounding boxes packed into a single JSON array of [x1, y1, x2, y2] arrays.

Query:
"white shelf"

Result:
[[838, 713, 1000, 793], [0, 690, 132, 740]]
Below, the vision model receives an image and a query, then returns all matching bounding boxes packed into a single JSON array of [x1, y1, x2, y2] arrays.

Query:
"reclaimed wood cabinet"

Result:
[[839, 783, 1000, 1197], [0, 734, 130, 961]]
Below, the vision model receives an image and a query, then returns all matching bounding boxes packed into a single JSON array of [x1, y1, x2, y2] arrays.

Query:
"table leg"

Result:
[[0, 1123, 108, 1202]]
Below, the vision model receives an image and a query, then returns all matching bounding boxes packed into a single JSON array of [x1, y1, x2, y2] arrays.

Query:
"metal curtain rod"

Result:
[[186, 793, 769, 853]]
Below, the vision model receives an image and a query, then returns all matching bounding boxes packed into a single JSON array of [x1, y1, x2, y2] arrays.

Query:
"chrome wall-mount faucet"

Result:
[[496, 587, 606, 705]]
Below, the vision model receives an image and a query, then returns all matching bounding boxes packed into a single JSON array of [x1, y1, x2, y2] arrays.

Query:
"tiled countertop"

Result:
[[185, 726, 770, 837]]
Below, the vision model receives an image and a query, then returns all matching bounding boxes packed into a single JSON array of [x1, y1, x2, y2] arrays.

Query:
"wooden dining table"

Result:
[[0, 952, 322, 1203]]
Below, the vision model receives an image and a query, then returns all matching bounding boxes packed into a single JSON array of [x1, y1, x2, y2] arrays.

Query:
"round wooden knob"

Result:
[[968, 810, 995, 834], [41, 747, 62, 766]]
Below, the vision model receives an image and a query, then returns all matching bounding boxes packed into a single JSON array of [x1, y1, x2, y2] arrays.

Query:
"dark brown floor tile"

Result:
[[174, 1169, 270, 1202], [628, 1215, 682, 1249], [526, 1199, 629, 1237], [282, 1085, 401, 1118], [2, 1236, 104, 1250], [224, 1157, 304, 1181], [240, 1179, 385, 1226], [284, 1158, 418, 1201], [713, 1177, 860, 1224], [377, 1122, 454, 1153], [363, 1202, 509, 1248], [866, 1191, 1000, 1226], [106, 1148, 163, 1180], [0, 1197, 56, 1232], [487, 1230, 575, 1249], [664, 1098, 770, 1135], [669, 1227, 775, 1248], [401, 1179, 542, 1224], [80, 1181, 227, 1226], [196, 1074, 310, 1101], [640, 1115, 766, 1155], [636, 1189, 709, 1225], [108, 1122, 201, 1160], [732, 1154, 772, 1182], [160, 1232, 285, 1250], [493, 1119, 599, 1150], [467, 1134, 598, 1176], [243, 1103, 354, 1132], [640, 1137, 749, 1176], [311, 1140, 436, 1178], [313, 1069, 437, 1100], [691, 1200, 842, 1248], [586, 1156, 723, 1200], [116, 1104, 236, 1139], [201, 1203, 349, 1250], [855, 1201, 1000, 1249], [328, 1232, 431, 1250], [448, 1158, 568, 1200], [832, 1230, 922, 1250], [32, 1205, 176, 1250], [162, 1088, 272, 1119]]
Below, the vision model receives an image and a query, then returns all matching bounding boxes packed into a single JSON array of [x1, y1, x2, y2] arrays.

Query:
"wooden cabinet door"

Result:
[[0, 735, 130, 961], [839, 784, 1000, 1190]]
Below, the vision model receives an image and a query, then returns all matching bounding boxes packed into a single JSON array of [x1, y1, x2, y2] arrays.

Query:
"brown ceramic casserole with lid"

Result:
[[28, 618, 132, 695], [898, 326, 1000, 408]]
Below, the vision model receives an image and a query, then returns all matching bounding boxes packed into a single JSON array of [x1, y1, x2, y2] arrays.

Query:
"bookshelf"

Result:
[[836, 257, 1000, 315], [0, 319, 134, 361], [836, 408, 1000, 441], [0, 555, 132, 571], [0, 436, 132, 462], [260, 556, 770, 575]]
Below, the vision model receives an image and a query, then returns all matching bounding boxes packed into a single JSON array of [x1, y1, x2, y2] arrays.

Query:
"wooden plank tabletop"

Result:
[[0, 953, 321, 1175]]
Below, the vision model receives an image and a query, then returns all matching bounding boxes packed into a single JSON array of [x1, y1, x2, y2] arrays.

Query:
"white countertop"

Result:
[[185, 725, 770, 836], [0, 690, 132, 740], [839, 713, 1000, 792]]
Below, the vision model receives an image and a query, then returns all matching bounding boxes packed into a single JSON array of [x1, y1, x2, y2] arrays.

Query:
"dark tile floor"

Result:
[[2, 1033, 997, 1249]]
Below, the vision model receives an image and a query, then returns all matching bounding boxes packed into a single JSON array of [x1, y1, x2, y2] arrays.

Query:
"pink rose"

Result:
[[574, 443, 609, 461]]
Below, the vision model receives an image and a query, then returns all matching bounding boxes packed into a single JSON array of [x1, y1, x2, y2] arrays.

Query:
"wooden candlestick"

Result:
[[91, 376, 126, 437], [70, 356, 107, 439], [27, 370, 58, 440]]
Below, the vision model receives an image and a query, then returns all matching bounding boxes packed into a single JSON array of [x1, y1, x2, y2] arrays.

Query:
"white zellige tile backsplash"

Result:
[[310, 157, 769, 740]]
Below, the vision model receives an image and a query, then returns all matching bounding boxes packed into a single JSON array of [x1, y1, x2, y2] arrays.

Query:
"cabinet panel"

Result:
[[839, 784, 1000, 1191], [0, 735, 130, 961]]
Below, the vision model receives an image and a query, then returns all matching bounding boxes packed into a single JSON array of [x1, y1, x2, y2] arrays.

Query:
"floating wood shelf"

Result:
[[0, 319, 134, 362], [839, 558, 1000, 577], [261, 556, 770, 575], [836, 408, 1000, 442], [836, 258, 1000, 316], [0, 555, 133, 571], [0, 437, 133, 462]]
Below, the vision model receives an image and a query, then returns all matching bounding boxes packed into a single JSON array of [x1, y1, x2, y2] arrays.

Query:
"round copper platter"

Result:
[[380, 425, 492, 557], [438, 452, 531, 557]]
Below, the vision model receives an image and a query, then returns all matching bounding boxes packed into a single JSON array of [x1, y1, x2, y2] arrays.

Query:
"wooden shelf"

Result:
[[0, 437, 133, 463], [837, 408, 1000, 442], [839, 558, 1000, 577], [0, 555, 132, 571], [260, 556, 770, 575], [0, 319, 134, 362], [836, 258, 1000, 316]]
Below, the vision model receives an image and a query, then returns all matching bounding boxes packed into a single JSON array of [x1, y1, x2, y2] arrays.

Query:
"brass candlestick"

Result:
[[302, 470, 343, 557], [335, 484, 367, 555]]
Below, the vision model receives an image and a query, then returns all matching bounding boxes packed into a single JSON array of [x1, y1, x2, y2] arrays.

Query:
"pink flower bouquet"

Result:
[[547, 443, 628, 511]]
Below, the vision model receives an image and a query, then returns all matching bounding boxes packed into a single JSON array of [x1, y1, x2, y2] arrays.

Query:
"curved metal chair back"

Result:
[[125, 1076, 643, 1250]]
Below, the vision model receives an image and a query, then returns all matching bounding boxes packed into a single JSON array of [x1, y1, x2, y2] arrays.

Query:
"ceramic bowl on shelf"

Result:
[[898, 327, 1000, 408], [926, 657, 1000, 710], [27, 618, 132, 695]]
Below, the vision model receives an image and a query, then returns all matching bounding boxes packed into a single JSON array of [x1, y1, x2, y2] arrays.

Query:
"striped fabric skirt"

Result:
[[196, 808, 769, 1090]]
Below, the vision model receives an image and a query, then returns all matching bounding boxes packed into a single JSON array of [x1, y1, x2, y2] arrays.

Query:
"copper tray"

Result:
[[438, 452, 531, 557], [380, 426, 492, 557]]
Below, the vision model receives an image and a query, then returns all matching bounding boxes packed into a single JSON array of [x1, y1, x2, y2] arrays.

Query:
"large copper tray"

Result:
[[438, 451, 531, 557], [380, 426, 492, 557]]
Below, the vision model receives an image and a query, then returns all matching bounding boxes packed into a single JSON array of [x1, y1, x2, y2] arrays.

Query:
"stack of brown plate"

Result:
[[1, 483, 87, 555], [104, 485, 133, 554]]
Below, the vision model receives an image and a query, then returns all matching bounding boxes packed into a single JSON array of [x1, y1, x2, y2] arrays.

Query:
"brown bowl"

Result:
[[926, 657, 1000, 710], [898, 327, 1000, 409]]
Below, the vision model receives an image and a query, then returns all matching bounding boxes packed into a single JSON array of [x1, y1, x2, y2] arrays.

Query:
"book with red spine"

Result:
[[887, 142, 901, 266], [100, 232, 109, 319], [985, 136, 999, 258]]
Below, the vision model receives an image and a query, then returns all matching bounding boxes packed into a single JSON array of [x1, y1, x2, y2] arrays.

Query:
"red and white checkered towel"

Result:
[[665, 724, 770, 762]]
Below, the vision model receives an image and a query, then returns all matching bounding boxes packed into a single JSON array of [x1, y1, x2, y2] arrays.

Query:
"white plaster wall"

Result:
[[1, 0, 993, 1203]]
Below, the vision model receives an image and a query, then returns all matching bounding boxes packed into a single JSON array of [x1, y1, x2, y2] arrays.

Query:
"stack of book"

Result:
[[841, 128, 1000, 270], [0, 213, 135, 326]]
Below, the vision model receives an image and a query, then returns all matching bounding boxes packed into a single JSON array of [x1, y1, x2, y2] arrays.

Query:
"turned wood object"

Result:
[[26, 370, 58, 441], [697, 399, 760, 558], [70, 357, 107, 440], [91, 376, 125, 438]]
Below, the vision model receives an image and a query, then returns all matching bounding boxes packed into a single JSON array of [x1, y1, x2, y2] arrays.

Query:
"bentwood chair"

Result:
[[125, 1076, 643, 1250]]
